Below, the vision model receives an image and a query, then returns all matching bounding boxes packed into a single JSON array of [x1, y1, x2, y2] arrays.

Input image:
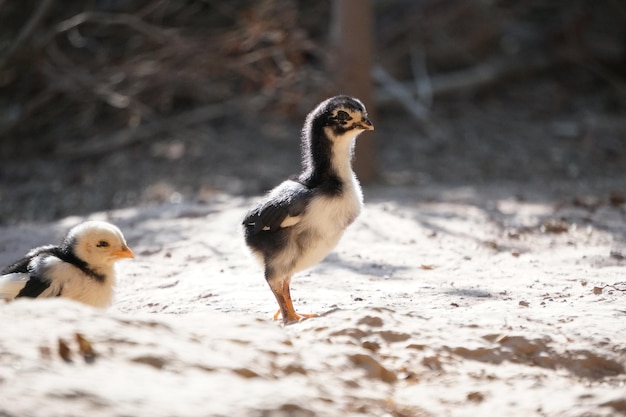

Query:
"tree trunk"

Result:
[[331, 0, 378, 184]]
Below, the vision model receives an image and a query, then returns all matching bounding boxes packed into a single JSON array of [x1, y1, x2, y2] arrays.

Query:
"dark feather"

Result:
[[1, 245, 59, 274], [16, 275, 55, 298], [243, 181, 312, 233], [2, 241, 106, 286]]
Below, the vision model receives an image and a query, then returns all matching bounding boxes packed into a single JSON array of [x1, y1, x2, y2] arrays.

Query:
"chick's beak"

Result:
[[113, 246, 135, 259], [360, 117, 374, 131]]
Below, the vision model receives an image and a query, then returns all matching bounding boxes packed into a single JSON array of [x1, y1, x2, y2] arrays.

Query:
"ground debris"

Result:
[[540, 219, 570, 234], [467, 391, 485, 403], [58, 338, 72, 363], [75, 332, 97, 364], [609, 191, 625, 207]]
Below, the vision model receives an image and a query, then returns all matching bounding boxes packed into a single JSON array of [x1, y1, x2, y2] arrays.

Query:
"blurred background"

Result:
[[0, 0, 624, 224]]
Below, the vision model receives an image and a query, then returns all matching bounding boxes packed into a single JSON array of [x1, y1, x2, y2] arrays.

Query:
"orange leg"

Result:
[[269, 277, 317, 324]]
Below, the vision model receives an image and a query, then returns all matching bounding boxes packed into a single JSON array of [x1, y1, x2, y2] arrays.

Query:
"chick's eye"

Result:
[[336, 110, 350, 121], [96, 241, 109, 248]]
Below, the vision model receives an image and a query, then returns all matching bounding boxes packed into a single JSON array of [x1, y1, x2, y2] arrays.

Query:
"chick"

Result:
[[0, 221, 134, 308], [243, 95, 374, 324]]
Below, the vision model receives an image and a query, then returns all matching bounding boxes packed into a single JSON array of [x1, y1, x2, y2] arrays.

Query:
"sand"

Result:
[[1, 181, 625, 417]]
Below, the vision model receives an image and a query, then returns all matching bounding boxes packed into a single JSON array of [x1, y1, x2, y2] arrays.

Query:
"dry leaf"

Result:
[[467, 391, 485, 402], [58, 338, 72, 362], [75, 333, 97, 364]]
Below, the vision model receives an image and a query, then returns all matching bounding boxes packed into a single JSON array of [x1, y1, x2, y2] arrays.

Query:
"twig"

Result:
[[55, 11, 173, 44], [599, 282, 626, 292], [42, 41, 154, 116], [0, 89, 58, 138], [375, 52, 557, 104], [137, 0, 171, 18], [410, 47, 433, 108], [235, 45, 289, 67], [57, 98, 258, 159], [0, 0, 55, 70], [371, 64, 430, 122], [430, 53, 552, 95]]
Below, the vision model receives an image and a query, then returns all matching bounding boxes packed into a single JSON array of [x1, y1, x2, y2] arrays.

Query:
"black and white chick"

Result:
[[0, 221, 134, 308], [243, 95, 374, 324]]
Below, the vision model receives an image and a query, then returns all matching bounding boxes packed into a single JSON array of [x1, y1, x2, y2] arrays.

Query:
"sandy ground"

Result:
[[1, 179, 625, 417]]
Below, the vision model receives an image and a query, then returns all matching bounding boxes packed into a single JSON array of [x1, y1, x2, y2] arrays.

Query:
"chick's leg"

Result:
[[268, 276, 317, 324]]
